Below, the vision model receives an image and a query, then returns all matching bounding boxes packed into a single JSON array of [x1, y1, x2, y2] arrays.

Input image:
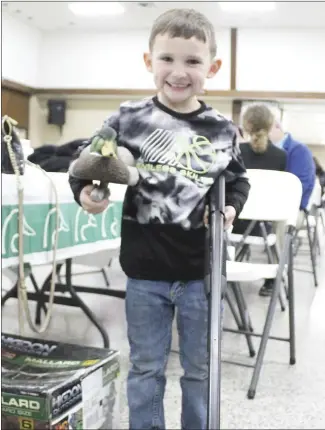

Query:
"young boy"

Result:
[[69, 8, 250, 430]]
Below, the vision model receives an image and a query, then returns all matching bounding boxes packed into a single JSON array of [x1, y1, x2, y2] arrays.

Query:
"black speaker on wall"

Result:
[[47, 99, 66, 126]]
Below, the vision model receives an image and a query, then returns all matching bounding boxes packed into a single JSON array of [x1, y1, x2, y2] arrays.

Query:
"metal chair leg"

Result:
[[313, 214, 321, 256], [247, 278, 281, 399], [305, 213, 318, 287], [101, 268, 110, 287], [64, 259, 110, 348], [225, 290, 242, 329], [35, 263, 63, 325], [260, 223, 286, 311], [272, 244, 289, 301], [233, 282, 254, 332], [287, 237, 296, 365], [230, 283, 255, 357], [246, 232, 291, 399], [236, 244, 250, 262], [1, 283, 18, 306]]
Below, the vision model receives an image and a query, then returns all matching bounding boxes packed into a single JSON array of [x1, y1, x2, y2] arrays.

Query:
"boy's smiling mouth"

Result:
[[166, 82, 191, 90]]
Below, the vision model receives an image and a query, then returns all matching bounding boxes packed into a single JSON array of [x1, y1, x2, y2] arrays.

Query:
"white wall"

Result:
[[2, 12, 42, 87], [282, 102, 325, 164], [38, 29, 231, 90], [236, 29, 325, 92], [3, 14, 325, 94], [282, 103, 325, 145]]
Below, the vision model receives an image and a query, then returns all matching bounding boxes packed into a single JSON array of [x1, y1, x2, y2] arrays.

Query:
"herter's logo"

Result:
[[139, 129, 217, 175]]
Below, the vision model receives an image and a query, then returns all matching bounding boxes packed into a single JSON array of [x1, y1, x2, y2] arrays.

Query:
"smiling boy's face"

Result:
[[144, 33, 221, 113]]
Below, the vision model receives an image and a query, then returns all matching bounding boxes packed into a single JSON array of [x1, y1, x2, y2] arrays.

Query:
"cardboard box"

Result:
[[1, 333, 120, 429]]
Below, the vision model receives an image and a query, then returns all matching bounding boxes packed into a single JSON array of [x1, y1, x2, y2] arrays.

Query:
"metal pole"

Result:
[[206, 175, 225, 430]]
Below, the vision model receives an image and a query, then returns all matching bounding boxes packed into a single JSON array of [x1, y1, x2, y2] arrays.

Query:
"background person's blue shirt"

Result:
[[281, 134, 316, 210]]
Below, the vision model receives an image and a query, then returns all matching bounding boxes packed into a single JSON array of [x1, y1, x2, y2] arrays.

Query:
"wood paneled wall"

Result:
[[1, 86, 30, 133]]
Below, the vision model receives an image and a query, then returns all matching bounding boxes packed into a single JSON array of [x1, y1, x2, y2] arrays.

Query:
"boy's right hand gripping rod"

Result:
[[205, 174, 225, 430]]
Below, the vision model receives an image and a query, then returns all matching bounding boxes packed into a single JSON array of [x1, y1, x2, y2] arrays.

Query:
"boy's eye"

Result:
[[160, 56, 173, 62], [187, 58, 201, 65]]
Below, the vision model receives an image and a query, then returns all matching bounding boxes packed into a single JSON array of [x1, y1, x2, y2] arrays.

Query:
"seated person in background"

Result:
[[238, 104, 287, 171], [269, 117, 316, 212], [232, 103, 287, 296]]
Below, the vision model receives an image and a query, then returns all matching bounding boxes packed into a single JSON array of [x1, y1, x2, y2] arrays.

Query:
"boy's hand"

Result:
[[203, 205, 236, 229], [80, 184, 109, 214], [224, 205, 236, 229]]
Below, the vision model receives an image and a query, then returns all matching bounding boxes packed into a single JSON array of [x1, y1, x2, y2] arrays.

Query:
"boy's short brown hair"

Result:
[[149, 8, 217, 57]]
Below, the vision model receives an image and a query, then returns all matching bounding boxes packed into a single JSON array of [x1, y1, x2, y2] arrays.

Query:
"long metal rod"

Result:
[[206, 175, 225, 430]]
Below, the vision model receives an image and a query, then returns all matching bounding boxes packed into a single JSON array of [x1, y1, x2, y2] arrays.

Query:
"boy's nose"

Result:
[[171, 64, 187, 77], [171, 71, 187, 80]]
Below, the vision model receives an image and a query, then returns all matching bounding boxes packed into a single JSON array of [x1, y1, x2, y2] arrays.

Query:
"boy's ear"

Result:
[[143, 52, 152, 73], [207, 59, 222, 79]]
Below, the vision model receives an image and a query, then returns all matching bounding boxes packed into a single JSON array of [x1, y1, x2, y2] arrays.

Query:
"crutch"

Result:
[[205, 174, 225, 430]]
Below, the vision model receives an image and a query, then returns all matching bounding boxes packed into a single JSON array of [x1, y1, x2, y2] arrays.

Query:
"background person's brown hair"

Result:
[[148, 8, 217, 58], [242, 103, 275, 153]]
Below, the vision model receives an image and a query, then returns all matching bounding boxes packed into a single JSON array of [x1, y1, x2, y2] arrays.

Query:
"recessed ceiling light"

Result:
[[138, 2, 155, 7], [219, 2, 276, 13], [68, 2, 125, 17]]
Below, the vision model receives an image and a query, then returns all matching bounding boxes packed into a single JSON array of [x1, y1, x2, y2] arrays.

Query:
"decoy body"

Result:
[[69, 126, 139, 201]]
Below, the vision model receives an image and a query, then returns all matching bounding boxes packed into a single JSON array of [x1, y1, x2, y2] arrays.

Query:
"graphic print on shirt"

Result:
[[128, 125, 232, 229], [137, 128, 218, 184]]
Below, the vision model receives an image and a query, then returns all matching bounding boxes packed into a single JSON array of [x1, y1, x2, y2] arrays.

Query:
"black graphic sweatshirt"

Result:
[[69, 96, 250, 281]]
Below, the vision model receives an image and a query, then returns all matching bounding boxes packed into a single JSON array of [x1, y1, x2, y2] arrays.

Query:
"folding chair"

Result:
[[229, 218, 288, 309], [230, 222, 278, 264], [294, 178, 323, 286], [224, 169, 302, 399]]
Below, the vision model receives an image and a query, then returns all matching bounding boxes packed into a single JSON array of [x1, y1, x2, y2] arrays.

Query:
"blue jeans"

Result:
[[125, 278, 209, 430]]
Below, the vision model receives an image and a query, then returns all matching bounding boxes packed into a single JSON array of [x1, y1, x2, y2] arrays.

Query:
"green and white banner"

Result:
[[1, 167, 126, 268]]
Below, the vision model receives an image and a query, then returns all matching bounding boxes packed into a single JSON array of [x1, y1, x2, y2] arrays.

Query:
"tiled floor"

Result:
[[2, 236, 325, 429]]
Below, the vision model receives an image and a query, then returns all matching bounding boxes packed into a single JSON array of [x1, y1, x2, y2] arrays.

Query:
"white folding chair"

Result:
[[229, 187, 286, 302], [224, 169, 302, 399]]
